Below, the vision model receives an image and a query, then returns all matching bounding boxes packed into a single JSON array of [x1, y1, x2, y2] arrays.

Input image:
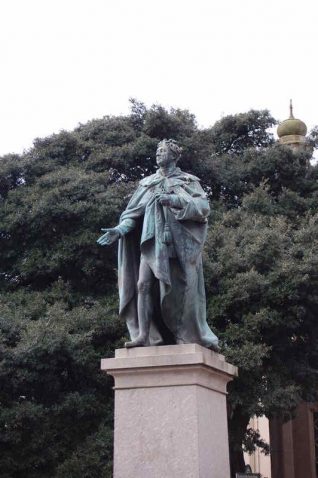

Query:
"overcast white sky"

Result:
[[0, 0, 317, 156]]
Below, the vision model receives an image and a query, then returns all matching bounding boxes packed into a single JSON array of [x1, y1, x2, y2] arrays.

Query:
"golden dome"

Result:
[[277, 100, 307, 138]]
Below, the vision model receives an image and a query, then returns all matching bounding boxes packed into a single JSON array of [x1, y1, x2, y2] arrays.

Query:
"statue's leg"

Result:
[[125, 259, 154, 348]]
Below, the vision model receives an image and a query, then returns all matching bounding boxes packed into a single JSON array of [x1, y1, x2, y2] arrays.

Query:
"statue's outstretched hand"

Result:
[[97, 228, 120, 246]]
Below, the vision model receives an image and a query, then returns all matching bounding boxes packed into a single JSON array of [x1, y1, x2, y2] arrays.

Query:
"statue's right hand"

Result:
[[97, 228, 120, 246]]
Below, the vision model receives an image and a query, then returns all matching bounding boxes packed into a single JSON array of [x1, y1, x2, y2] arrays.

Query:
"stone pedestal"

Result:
[[101, 344, 238, 478]]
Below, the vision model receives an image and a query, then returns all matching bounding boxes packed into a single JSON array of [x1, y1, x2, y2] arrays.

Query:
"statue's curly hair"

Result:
[[158, 139, 183, 162]]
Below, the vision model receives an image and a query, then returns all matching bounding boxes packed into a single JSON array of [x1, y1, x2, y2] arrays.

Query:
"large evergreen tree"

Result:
[[0, 100, 317, 476]]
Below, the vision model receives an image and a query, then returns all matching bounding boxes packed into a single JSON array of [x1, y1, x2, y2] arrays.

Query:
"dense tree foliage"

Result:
[[0, 100, 317, 476]]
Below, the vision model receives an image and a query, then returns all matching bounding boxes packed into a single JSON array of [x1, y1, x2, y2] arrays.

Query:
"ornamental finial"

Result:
[[289, 99, 294, 119]]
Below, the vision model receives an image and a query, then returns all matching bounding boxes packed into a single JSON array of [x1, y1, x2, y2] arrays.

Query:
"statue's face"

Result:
[[156, 142, 174, 167]]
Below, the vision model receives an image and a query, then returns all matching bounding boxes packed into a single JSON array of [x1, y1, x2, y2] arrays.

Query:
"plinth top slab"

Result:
[[115, 343, 222, 359], [101, 344, 238, 379]]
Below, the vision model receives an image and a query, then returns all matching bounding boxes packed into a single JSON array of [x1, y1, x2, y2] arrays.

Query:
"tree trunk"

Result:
[[228, 405, 250, 478]]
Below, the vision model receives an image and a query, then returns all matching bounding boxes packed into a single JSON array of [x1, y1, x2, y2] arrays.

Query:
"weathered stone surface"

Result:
[[102, 344, 238, 478]]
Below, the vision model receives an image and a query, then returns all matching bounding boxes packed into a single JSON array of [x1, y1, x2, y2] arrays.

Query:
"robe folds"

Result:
[[117, 167, 219, 348]]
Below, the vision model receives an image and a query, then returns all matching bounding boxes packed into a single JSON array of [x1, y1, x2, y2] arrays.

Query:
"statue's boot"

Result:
[[202, 339, 220, 353], [125, 336, 147, 348], [176, 338, 220, 353], [151, 338, 164, 346], [125, 288, 152, 349], [210, 342, 220, 353]]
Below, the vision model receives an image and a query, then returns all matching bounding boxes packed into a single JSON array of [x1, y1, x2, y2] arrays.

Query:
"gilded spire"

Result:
[[289, 99, 294, 119], [277, 100, 308, 149]]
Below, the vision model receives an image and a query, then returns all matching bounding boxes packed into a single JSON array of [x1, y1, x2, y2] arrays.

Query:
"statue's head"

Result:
[[156, 139, 182, 167]]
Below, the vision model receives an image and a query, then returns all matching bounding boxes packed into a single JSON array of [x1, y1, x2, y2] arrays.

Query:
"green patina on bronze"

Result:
[[97, 139, 219, 350]]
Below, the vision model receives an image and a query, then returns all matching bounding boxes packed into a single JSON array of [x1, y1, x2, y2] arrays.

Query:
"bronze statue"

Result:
[[97, 139, 219, 350]]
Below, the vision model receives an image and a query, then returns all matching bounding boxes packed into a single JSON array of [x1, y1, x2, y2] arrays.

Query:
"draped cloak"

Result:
[[117, 167, 218, 348]]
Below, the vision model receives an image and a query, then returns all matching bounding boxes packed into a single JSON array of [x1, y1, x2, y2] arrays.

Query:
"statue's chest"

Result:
[[150, 179, 184, 194]]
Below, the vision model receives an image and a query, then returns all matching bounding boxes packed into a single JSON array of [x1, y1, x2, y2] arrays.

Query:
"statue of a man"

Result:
[[97, 139, 219, 350]]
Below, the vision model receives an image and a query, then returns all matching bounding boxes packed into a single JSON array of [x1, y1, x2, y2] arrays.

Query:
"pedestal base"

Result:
[[101, 344, 237, 478]]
